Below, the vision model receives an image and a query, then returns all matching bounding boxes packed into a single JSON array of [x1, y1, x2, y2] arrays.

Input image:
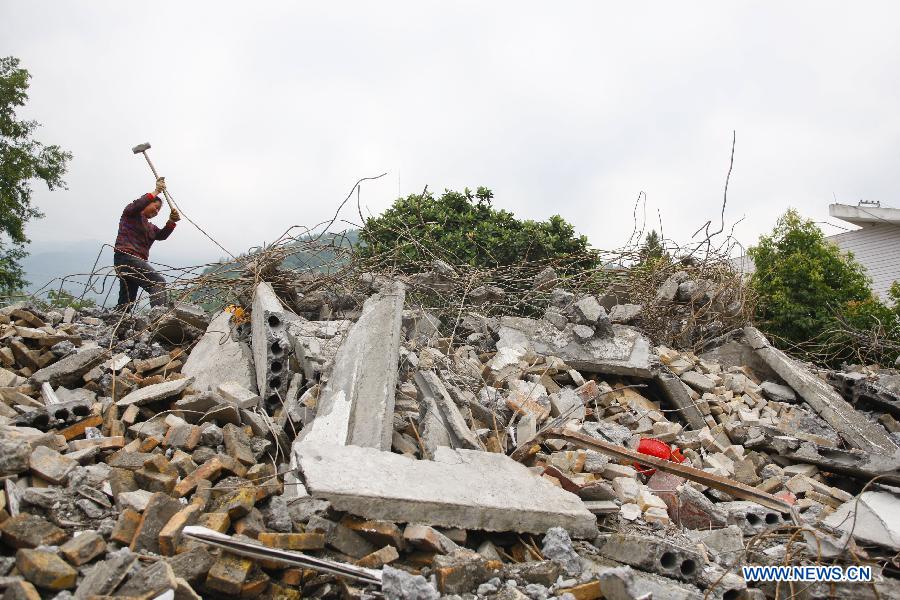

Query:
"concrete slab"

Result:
[[31, 347, 105, 388], [414, 371, 481, 452], [286, 319, 351, 382], [744, 326, 898, 454], [116, 377, 194, 407], [182, 311, 256, 393], [824, 491, 900, 548], [300, 282, 405, 451], [251, 282, 291, 411], [293, 441, 598, 538], [497, 317, 656, 378]]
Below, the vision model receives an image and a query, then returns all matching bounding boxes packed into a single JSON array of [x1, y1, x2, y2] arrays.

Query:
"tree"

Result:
[[748, 209, 884, 358], [357, 187, 596, 270], [0, 56, 72, 294]]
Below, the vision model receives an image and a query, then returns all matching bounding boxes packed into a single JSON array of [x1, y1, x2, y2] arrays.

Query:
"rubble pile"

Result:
[[0, 265, 899, 599]]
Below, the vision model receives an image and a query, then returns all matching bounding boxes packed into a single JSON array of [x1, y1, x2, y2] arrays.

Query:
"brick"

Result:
[[197, 512, 231, 533], [246, 463, 282, 501], [58, 415, 103, 441], [130, 492, 183, 554], [28, 446, 77, 485], [111, 508, 142, 545], [16, 549, 77, 591], [167, 547, 215, 586], [159, 504, 202, 556], [223, 423, 255, 466], [0, 513, 67, 548], [342, 516, 405, 549], [211, 487, 256, 520], [403, 524, 458, 554], [558, 580, 602, 600], [205, 552, 254, 596], [174, 458, 225, 498], [258, 532, 326, 551], [134, 468, 177, 494], [134, 355, 171, 373], [355, 545, 400, 569], [59, 531, 106, 566], [68, 436, 126, 451]]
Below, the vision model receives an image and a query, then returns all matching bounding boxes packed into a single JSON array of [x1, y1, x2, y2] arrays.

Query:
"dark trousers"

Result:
[[113, 252, 168, 309]]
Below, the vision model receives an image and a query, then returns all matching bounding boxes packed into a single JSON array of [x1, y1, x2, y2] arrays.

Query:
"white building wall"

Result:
[[828, 223, 900, 301]]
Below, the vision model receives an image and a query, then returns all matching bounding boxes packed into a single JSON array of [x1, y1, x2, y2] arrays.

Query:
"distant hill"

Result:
[[22, 239, 217, 306]]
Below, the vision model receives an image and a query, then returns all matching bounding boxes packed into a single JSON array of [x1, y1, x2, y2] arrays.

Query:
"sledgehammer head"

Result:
[[132, 142, 151, 154]]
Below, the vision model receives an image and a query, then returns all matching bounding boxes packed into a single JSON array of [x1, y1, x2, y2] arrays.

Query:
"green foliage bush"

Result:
[[357, 187, 596, 271], [749, 209, 900, 365]]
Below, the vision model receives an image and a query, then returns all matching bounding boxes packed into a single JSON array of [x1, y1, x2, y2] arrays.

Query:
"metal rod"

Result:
[[532, 427, 793, 513]]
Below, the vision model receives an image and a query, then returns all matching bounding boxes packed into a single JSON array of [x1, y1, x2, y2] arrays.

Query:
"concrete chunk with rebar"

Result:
[[252, 282, 291, 413], [299, 281, 405, 451], [293, 440, 599, 538]]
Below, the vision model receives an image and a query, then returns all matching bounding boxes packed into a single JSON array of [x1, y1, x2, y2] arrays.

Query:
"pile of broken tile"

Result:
[[0, 270, 899, 600]]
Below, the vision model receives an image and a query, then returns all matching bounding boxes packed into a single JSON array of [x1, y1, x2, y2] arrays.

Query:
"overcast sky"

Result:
[[3, 1, 899, 269]]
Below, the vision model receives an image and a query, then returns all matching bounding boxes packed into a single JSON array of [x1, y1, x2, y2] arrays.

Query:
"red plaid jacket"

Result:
[[114, 193, 176, 260]]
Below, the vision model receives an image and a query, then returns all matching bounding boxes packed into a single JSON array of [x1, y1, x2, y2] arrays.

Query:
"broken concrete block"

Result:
[[745, 326, 898, 454], [30, 346, 104, 388], [251, 282, 291, 411], [28, 445, 76, 485], [182, 311, 256, 393], [542, 527, 582, 576], [594, 534, 703, 583], [549, 387, 585, 420], [680, 371, 716, 393], [497, 317, 655, 377], [294, 441, 598, 538], [760, 381, 797, 403], [432, 549, 501, 594], [300, 281, 405, 451], [0, 513, 68, 549], [382, 565, 440, 600], [824, 491, 900, 548], [16, 549, 77, 591], [415, 370, 481, 453], [74, 548, 137, 599], [116, 376, 194, 407], [286, 319, 352, 381], [0, 435, 31, 477], [655, 369, 708, 430], [217, 381, 260, 409], [609, 303, 642, 324], [116, 559, 178, 598]]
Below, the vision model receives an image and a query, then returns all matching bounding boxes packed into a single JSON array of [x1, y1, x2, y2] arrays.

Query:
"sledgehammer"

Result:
[[131, 142, 175, 211]]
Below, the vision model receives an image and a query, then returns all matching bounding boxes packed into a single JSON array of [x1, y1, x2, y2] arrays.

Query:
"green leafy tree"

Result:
[[749, 209, 871, 344], [0, 56, 72, 294], [357, 187, 596, 270], [747, 209, 900, 364]]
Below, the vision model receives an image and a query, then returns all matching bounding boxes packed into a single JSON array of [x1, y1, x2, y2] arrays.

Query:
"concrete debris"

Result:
[[824, 491, 900, 548], [182, 310, 256, 393], [300, 281, 404, 451], [0, 272, 897, 598], [251, 282, 291, 411], [294, 441, 599, 538]]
